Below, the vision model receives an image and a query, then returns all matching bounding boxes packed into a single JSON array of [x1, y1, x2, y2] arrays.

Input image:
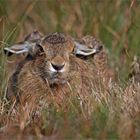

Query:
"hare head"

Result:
[[4, 32, 102, 85], [37, 33, 74, 84]]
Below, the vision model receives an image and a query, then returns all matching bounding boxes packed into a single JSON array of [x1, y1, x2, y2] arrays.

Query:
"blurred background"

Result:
[[0, 0, 140, 83], [0, 1, 140, 139]]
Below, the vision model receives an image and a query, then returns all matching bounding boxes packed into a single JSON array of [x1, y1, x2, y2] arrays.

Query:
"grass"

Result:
[[0, 0, 140, 139]]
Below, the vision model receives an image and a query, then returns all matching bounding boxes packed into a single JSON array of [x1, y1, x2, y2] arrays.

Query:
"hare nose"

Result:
[[51, 63, 65, 71]]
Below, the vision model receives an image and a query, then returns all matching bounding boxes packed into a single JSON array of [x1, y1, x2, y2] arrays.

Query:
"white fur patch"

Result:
[[59, 67, 66, 73], [49, 65, 57, 72]]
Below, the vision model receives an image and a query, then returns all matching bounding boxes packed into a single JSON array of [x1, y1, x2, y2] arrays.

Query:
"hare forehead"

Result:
[[50, 43, 68, 52], [42, 43, 70, 58], [42, 33, 72, 53], [43, 33, 67, 44]]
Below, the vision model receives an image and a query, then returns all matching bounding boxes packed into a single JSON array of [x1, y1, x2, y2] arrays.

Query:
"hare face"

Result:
[[39, 33, 74, 85]]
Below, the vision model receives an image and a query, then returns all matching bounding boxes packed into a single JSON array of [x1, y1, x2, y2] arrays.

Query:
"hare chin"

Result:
[[45, 77, 67, 85]]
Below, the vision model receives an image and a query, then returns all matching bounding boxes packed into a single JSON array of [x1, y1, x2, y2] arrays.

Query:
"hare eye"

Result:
[[37, 45, 45, 56], [39, 45, 44, 52]]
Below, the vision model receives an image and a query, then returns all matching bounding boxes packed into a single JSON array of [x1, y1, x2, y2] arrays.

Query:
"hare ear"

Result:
[[4, 42, 30, 56], [4, 30, 43, 57], [74, 41, 100, 56], [74, 38, 103, 56], [24, 30, 43, 42], [4, 41, 43, 57]]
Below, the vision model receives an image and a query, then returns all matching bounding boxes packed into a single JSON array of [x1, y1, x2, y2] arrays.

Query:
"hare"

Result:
[[4, 32, 103, 122]]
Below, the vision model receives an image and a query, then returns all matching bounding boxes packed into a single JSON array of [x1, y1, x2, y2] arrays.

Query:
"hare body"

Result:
[[6, 33, 100, 116]]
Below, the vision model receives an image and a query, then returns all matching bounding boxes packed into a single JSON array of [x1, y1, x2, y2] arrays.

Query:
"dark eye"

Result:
[[38, 44, 44, 52], [37, 44, 44, 55]]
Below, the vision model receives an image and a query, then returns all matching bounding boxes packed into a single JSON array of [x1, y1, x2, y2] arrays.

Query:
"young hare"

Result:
[[5, 32, 103, 119]]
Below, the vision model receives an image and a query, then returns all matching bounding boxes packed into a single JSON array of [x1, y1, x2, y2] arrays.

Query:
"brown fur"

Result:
[[7, 33, 101, 122], [77, 35, 116, 89], [6, 31, 43, 98], [93, 50, 116, 88]]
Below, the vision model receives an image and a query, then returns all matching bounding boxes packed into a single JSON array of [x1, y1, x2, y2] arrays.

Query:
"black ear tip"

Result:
[[3, 49, 13, 56]]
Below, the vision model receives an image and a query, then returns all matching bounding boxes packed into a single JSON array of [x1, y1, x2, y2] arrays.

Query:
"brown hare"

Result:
[[4, 32, 103, 123]]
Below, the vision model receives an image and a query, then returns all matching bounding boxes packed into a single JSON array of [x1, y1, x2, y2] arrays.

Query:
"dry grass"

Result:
[[0, 0, 140, 140]]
